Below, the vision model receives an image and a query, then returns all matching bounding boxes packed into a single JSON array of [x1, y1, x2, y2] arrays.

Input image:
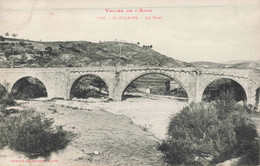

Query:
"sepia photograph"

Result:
[[0, 0, 259, 165]]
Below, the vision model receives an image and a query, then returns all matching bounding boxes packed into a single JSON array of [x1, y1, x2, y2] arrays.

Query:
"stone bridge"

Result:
[[0, 67, 259, 106]]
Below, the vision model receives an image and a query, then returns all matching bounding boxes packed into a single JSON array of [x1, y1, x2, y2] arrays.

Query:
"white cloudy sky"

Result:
[[0, 0, 259, 63]]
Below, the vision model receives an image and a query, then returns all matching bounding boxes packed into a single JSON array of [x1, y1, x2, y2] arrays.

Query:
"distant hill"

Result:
[[226, 62, 260, 69], [192, 60, 260, 69], [0, 37, 192, 68], [225, 59, 260, 64], [191, 61, 227, 68]]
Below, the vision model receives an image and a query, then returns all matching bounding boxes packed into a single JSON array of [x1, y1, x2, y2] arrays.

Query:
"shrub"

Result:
[[50, 48, 60, 56], [12, 48, 23, 55], [158, 99, 259, 165], [0, 93, 16, 108], [19, 41, 26, 47], [4, 49, 12, 58], [70, 45, 80, 53], [0, 36, 5, 42], [25, 44, 34, 50], [159, 103, 236, 165], [0, 108, 19, 117], [214, 89, 235, 109], [45, 46, 53, 54], [0, 86, 7, 98], [0, 109, 73, 158]]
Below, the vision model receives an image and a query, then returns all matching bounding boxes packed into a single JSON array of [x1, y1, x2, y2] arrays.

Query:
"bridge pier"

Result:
[[108, 84, 122, 101], [246, 85, 258, 107], [188, 95, 198, 104], [109, 93, 122, 101]]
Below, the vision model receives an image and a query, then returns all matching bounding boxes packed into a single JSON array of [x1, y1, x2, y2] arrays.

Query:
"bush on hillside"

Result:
[[0, 109, 73, 158], [158, 90, 259, 165], [50, 48, 60, 56], [23, 48, 35, 55], [19, 41, 26, 47], [4, 49, 12, 58], [25, 44, 34, 50], [45, 46, 53, 54]]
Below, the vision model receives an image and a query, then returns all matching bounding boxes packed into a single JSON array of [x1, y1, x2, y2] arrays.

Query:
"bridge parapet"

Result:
[[200, 68, 252, 78]]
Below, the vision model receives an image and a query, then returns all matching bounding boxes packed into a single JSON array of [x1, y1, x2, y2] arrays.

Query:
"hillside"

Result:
[[0, 37, 192, 68]]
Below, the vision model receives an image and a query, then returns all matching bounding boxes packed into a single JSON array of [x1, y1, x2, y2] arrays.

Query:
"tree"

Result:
[[19, 41, 26, 47], [0, 36, 5, 42], [5, 32, 9, 37], [45, 46, 53, 54], [12, 33, 18, 38]]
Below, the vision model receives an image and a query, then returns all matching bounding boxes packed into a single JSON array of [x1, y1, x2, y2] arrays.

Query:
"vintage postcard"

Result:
[[0, 0, 259, 165]]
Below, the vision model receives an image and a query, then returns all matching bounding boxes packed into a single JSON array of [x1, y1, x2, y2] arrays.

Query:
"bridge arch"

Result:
[[200, 77, 247, 102], [120, 72, 190, 101], [11, 76, 48, 99], [69, 74, 109, 99]]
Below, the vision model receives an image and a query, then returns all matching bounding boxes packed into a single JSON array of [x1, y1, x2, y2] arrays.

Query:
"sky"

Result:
[[0, 0, 260, 63]]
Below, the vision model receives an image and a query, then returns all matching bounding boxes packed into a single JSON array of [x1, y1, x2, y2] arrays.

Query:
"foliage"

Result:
[[4, 49, 12, 58], [12, 33, 18, 38], [159, 103, 236, 165], [165, 87, 188, 98], [213, 89, 236, 118], [0, 85, 7, 98], [71, 75, 108, 99], [0, 36, 5, 42], [19, 41, 26, 47], [158, 90, 259, 165], [13, 77, 47, 100], [0, 109, 73, 158], [45, 46, 53, 54], [203, 79, 246, 102], [25, 44, 34, 50], [0, 93, 16, 108]]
